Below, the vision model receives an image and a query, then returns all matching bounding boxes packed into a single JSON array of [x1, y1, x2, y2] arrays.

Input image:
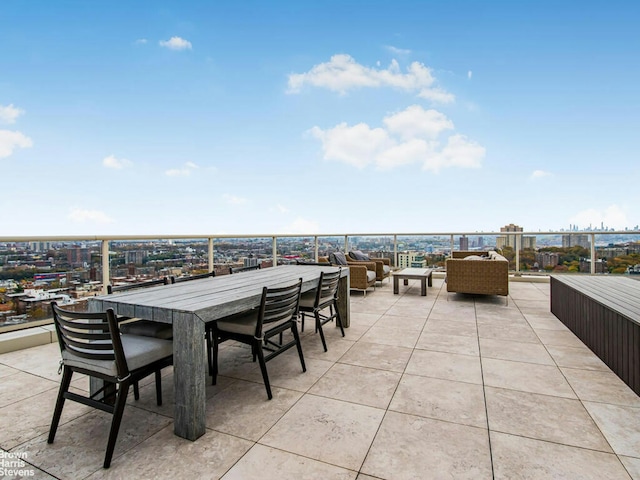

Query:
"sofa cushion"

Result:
[[349, 250, 370, 261], [463, 255, 485, 260], [330, 252, 349, 265], [383, 265, 391, 275], [367, 271, 377, 283]]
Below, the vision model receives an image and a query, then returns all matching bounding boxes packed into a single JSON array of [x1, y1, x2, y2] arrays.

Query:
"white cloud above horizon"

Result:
[[569, 205, 630, 230], [0, 104, 24, 124], [385, 45, 411, 56], [223, 194, 249, 205], [68, 207, 114, 224], [0, 130, 33, 159], [287, 54, 454, 103], [531, 169, 552, 180], [103, 155, 133, 169], [309, 104, 484, 172], [281, 217, 320, 234], [159, 36, 192, 51], [165, 161, 198, 176]]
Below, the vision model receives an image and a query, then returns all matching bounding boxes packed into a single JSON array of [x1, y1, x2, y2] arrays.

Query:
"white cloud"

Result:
[[530, 169, 552, 180], [468, 70, 473, 79], [0, 104, 24, 124], [68, 207, 114, 224], [223, 194, 248, 205], [0, 130, 33, 159], [165, 162, 198, 176], [271, 204, 290, 214], [135, 38, 148, 45], [385, 45, 411, 56], [423, 134, 484, 172], [102, 155, 133, 169], [383, 105, 454, 140], [159, 36, 192, 51], [287, 54, 454, 102], [309, 105, 484, 172], [569, 205, 629, 230], [309, 122, 392, 169]]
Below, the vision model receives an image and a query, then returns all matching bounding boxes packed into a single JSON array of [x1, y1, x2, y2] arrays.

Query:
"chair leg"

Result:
[[315, 310, 328, 352], [103, 380, 130, 468], [133, 381, 140, 400], [254, 340, 272, 400], [300, 312, 306, 332], [206, 327, 213, 378], [154, 370, 163, 406], [211, 335, 219, 385], [291, 322, 306, 373], [334, 301, 345, 337], [48, 366, 73, 444]]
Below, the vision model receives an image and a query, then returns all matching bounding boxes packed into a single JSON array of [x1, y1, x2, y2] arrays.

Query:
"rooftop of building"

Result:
[[1, 276, 639, 479]]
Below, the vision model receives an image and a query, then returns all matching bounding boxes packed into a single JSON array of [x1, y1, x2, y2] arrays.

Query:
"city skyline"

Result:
[[2, 1, 639, 236]]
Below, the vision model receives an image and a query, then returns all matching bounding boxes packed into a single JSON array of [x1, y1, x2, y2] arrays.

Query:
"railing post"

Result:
[[450, 235, 454, 256], [101, 239, 110, 294], [344, 235, 348, 253], [272, 237, 277, 267], [393, 234, 397, 268], [314, 236, 319, 262], [208, 237, 214, 273], [590, 233, 596, 274], [515, 233, 521, 274]]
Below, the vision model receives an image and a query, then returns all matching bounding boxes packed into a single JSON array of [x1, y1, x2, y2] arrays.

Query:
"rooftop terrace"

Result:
[[1, 276, 639, 479]]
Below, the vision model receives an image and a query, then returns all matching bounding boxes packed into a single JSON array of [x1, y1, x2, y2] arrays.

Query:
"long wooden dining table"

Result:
[[89, 265, 349, 441]]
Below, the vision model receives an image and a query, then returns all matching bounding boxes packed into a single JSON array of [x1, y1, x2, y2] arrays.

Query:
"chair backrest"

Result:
[[255, 278, 302, 338], [171, 271, 215, 283], [296, 259, 331, 266], [51, 302, 128, 379], [107, 277, 169, 294], [230, 264, 261, 274], [314, 269, 341, 306]]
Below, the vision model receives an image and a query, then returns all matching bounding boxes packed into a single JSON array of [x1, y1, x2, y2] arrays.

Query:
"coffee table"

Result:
[[393, 268, 433, 296]]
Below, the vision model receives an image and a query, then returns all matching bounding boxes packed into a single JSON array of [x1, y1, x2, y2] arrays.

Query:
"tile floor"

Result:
[[1, 277, 639, 479]]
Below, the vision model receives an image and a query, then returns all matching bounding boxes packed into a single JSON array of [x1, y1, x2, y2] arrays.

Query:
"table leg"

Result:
[[403, 279, 409, 286], [393, 276, 399, 294], [338, 273, 351, 328], [428, 273, 433, 287], [421, 278, 427, 296], [173, 312, 206, 441]]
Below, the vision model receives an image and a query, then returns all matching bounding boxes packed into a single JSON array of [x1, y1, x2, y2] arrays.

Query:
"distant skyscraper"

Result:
[[459, 236, 469, 250]]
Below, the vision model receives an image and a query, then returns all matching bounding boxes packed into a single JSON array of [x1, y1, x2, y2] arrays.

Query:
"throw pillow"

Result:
[[330, 252, 349, 265], [350, 250, 370, 261], [463, 255, 485, 260]]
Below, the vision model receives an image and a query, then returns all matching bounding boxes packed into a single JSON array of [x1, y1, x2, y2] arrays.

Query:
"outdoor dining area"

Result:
[[1, 271, 640, 479]]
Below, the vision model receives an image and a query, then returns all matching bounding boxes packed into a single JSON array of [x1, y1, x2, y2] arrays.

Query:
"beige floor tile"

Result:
[[358, 325, 421, 349], [583, 401, 640, 458], [547, 344, 610, 371], [422, 318, 478, 338], [361, 411, 492, 480], [0, 386, 92, 450], [14, 407, 173, 478], [0, 371, 58, 408], [348, 312, 382, 326], [482, 358, 576, 398], [405, 349, 483, 384], [260, 394, 384, 471], [87, 425, 253, 480], [479, 337, 554, 365], [205, 379, 302, 441], [491, 431, 630, 480], [478, 323, 540, 344], [620, 456, 640, 479], [338, 341, 413, 373], [0, 363, 19, 378], [524, 312, 570, 331], [0, 343, 63, 382], [535, 328, 586, 348], [309, 363, 401, 409], [300, 331, 355, 362], [485, 387, 612, 452], [374, 312, 427, 330], [222, 444, 357, 480], [390, 374, 486, 428], [415, 331, 480, 356], [561, 368, 640, 407]]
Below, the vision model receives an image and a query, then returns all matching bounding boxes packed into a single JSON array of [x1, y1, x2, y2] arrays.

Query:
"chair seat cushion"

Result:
[[299, 290, 334, 310], [367, 271, 377, 283], [120, 320, 173, 339], [216, 310, 292, 336], [62, 335, 173, 378], [383, 265, 391, 275]]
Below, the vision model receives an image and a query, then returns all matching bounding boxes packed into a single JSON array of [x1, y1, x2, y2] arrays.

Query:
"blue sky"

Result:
[[2, 1, 639, 236]]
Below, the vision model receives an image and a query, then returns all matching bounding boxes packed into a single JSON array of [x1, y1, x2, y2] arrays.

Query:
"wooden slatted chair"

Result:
[[298, 268, 344, 352], [208, 278, 305, 399], [48, 302, 173, 468]]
